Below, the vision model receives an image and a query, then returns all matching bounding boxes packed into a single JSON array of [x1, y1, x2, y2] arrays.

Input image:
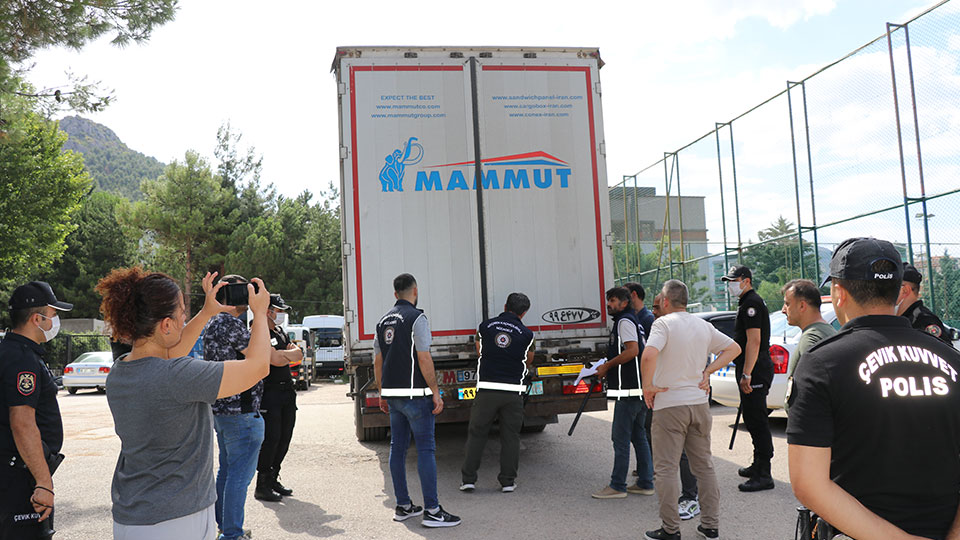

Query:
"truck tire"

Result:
[[520, 424, 547, 433], [360, 426, 388, 441]]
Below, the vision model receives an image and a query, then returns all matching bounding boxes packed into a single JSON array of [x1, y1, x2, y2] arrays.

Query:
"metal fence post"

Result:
[[716, 124, 733, 310], [663, 153, 675, 279], [901, 22, 936, 312], [787, 81, 806, 280], [728, 123, 743, 264], [800, 81, 821, 285], [633, 174, 641, 278], [675, 153, 687, 284], [887, 22, 916, 266]]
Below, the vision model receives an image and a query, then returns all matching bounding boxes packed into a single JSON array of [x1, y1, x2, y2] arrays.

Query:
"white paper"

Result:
[[574, 358, 607, 386]]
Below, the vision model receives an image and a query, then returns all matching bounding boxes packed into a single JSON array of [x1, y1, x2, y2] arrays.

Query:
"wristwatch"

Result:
[[741, 373, 752, 381]]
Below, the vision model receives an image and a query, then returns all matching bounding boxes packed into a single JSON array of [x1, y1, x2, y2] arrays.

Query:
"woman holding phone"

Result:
[[95, 267, 272, 540]]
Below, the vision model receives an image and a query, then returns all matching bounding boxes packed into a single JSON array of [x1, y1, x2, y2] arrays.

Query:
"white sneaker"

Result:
[[501, 483, 516, 493], [459, 483, 475, 492], [679, 498, 700, 520]]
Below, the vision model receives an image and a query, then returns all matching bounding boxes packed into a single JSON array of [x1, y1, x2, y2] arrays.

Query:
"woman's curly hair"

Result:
[[96, 267, 182, 343]]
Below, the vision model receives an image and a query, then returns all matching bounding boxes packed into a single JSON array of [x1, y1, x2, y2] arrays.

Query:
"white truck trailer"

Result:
[[333, 46, 615, 441]]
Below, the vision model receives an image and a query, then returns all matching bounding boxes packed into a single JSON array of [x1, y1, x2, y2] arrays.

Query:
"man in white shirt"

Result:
[[640, 280, 742, 540]]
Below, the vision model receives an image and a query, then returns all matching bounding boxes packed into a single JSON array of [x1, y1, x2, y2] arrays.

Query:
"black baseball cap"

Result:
[[819, 237, 903, 288], [269, 294, 289, 311], [720, 265, 752, 282], [902, 263, 923, 284], [8, 281, 73, 311]]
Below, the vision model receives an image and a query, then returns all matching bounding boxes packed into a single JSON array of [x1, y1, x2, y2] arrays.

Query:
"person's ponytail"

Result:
[[96, 267, 181, 343]]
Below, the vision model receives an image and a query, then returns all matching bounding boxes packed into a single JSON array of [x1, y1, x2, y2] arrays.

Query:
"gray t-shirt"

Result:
[[106, 355, 224, 525], [784, 321, 837, 412], [373, 314, 432, 356]]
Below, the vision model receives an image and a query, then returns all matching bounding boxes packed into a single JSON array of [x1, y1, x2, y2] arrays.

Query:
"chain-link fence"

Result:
[[611, 0, 960, 326]]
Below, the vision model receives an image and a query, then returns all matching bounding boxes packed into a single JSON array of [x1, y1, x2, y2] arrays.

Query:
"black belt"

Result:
[[264, 382, 294, 389]]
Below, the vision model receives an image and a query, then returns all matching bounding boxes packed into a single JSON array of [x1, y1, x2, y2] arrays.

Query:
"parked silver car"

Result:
[[62, 351, 114, 394]]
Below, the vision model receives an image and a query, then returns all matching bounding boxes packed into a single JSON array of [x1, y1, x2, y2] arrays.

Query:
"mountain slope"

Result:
[[59, 116, 165, 200]]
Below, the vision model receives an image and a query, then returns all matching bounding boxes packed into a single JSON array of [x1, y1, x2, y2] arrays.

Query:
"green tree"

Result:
[[223, 188, 342, 322], [1, 1, 178, 115], [41, 191, 138, 318], [742, 216, 818, 309], [935, 252, 960, 328], [121, 151, 226, 315], [0, 109, 90, 281]]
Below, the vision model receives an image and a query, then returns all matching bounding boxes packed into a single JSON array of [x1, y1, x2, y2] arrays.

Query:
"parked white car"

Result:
[[709, 300, 841, 411], [62, 351, 114, 394]]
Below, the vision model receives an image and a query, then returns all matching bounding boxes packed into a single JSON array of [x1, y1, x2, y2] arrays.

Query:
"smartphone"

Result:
[[216, 282, 259, 306]]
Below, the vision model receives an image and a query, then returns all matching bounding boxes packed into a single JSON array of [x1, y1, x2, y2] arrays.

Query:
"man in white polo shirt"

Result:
[[640, 280, 742, 540]]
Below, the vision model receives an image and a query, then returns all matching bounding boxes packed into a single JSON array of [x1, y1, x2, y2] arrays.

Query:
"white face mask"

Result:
[[727, 280, 743, 297], [37, 314, 61, 342]]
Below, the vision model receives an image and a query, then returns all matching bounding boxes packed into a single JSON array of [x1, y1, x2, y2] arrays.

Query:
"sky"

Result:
[[24, 0, 935, 193], [24, 0, 958, 259]]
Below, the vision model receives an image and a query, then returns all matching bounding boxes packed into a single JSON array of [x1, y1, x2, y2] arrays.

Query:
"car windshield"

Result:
[[313, 328, 343, 348], [76, 352, 112, 363], [770, 303, 838, 341]]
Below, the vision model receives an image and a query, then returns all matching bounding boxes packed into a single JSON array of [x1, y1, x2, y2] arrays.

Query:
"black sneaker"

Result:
[[644, 528, 681, 540], [737, 463, 757, 478], [393, 503, 424, 522], [422, 506, 462, 528], [697, 524, 719, 539]]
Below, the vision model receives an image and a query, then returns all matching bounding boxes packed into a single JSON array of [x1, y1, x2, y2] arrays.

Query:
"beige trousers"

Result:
[[651, 403, 721, 533]]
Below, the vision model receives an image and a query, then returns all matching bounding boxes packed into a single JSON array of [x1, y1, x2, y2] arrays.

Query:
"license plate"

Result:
[[457, 369, 477, 383], [536, 364, 583, 376], [529, 380, 543, 396], [80, 368, 95, 374], [458, 387, 477, 400]]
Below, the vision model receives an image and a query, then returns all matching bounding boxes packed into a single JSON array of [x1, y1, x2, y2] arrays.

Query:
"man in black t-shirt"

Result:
[[254, 294, 303, 502], [721, 265, 775, 492], [1, 282, 71, 538], [788, 237, 960, 539]]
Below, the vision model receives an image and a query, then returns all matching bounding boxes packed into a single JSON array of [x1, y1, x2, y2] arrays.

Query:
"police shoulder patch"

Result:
[[384, 327, 395, 345], [926, 324, 942, 337], [17, 372, 36, 396], [747, 307, 757, 317]]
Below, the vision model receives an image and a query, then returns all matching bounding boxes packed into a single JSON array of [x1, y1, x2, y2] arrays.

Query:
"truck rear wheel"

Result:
[[359, 426, 388, 441]]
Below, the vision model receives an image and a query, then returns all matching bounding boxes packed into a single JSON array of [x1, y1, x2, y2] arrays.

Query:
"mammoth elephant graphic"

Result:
[[379, 137, 423, 192]]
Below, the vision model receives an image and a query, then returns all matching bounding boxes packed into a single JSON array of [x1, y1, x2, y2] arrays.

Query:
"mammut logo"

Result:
[[379, 137, 424, 192]]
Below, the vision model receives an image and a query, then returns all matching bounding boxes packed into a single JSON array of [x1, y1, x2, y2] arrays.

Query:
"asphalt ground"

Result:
[[52, 382, 800, 539]]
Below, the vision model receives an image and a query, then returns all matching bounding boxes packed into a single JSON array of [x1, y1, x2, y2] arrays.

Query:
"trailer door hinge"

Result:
[[599, 142, 606, 156], [342, 242, 352, 256], [605, 233, 615, 247], [340, 146, 348, 160], [338, 82, 346, 95], [345, 310, 355, 323], [595, 81, 601, 95]]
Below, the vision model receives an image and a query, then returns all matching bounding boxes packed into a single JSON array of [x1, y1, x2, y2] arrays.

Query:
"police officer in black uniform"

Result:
[[720, 265, 775, 492], [1, 282, 71, 539], [897, 262, 953, 347], [788, 237, 960, 539], [460, 293, 535, 493], [254, 294, 302, 502]]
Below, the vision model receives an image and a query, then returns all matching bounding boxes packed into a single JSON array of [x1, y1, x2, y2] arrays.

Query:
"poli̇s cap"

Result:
[[8, 281, 73, 311], [720, 265, 753, 282], [902, 263, 923, 285], [819, 237, 903, 288], [269, 294, 290, 311]]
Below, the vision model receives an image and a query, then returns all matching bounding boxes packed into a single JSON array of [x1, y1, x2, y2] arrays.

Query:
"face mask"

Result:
[[727, 281, 742, 297], [37, 314, 60, 342]]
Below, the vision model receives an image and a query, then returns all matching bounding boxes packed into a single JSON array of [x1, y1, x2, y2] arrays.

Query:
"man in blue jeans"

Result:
[[593, 287, 655, 499], [374, 273, 461, 528], [204, 275, 266, 540]]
